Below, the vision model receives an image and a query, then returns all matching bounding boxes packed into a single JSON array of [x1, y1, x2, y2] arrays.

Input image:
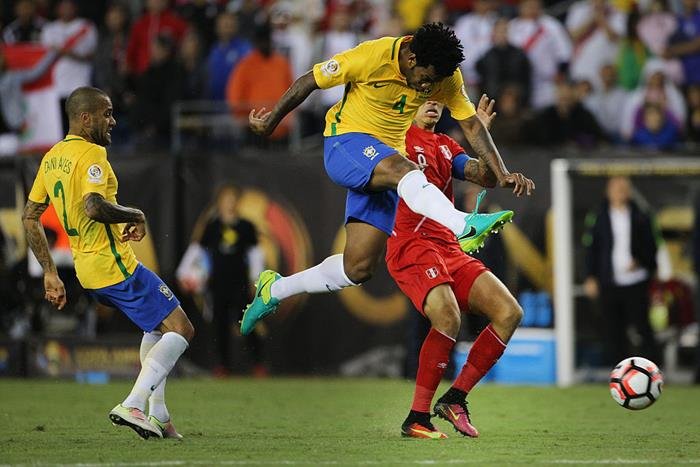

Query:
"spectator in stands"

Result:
[[311, 6, 361, 122], [395, 0, 434, 32], [487, 84, 531, 145], [617, 6, 651, 91], [226, 23, 293, 142], [40, 0, 97, 134], [453, 0, 498, 97], [583, 63, 629, 140], [630, 102, 682, 150], [686, 84, 700, 142], [583, 176, 660, 366], [269, 0, 323, 79], [425, 1, 450, 24], [567, 0, 625, 88], [227, 0, 264, 42], [509, 0, 572, 108], [2, 0, 45, 44], [126, 0, 188, 76], [132, 35, 184, 146], [94, 3, 131, 130], [177, 0, 221, 50], [528, 81, 604, 147], [665, 0, 700, 86], [639, 0, 684, 84], [620, 59, 686, 140], [207, 11, 251, 102], [475, 17, 531, 105], [179, 31, 208, 99]]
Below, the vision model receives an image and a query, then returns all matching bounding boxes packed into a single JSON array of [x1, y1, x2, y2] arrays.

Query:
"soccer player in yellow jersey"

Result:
[[22, 87, 194, 440], [240, 23, 534, 336]]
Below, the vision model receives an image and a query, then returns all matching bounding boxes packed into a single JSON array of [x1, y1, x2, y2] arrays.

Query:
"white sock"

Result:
[[123, 332, 189, 411], [270, 254, 356, 300], [139, 332, 170, 422], [397, 170, 467, 235]]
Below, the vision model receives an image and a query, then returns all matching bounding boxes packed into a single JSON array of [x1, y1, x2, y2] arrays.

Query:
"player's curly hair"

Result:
[[410, 22, 464, 79]]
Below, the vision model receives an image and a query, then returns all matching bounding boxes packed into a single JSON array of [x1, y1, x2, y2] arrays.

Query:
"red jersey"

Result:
[[391, 124, 467, 243]]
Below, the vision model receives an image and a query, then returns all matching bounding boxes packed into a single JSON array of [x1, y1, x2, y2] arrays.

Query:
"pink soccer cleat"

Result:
[[433, 400, 479, 437]]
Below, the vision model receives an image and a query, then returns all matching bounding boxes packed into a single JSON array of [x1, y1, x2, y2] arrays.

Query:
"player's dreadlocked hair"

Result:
[[410, 22, 464, 79]]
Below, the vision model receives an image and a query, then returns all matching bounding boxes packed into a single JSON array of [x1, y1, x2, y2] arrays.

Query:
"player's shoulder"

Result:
[[356, 36, 403, 60]]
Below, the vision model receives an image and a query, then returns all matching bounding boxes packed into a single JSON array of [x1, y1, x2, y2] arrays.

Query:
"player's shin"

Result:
[[270, 254, 356, 300], [139, 331, 170, 422], [451, 324, 506, 394], [411, 328, 455, 413], [397, 170, 467, 235], [123, 332, 189, 411]]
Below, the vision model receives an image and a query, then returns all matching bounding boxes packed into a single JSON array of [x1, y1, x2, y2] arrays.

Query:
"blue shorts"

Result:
[[90, 263, 180, 332], [324, 133, 400, 235]]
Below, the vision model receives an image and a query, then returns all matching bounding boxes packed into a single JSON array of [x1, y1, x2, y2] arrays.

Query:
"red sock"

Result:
[[411, 328, 455, 413], [453, 324, 506, 393]]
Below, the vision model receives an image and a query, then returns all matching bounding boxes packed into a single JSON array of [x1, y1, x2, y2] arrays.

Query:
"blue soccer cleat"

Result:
[[457, 190, 513, 254], [240, 270, 281, 335]]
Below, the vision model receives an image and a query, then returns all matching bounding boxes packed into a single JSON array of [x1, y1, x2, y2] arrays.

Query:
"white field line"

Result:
[[2, 460, 700, 467]]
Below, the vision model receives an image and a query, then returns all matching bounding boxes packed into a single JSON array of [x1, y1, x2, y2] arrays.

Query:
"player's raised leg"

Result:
[[241, 221, 387, 335], [368, 154, 512, 253], [434, 271, 522, 436], [402, 284, 460, 439]]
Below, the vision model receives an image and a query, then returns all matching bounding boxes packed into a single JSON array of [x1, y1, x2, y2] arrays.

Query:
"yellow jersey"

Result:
[[312, 36, 476, 156], [28, 135, 138, 289]]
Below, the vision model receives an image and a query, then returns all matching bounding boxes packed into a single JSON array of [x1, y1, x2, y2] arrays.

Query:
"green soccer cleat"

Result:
[[457, 190, 513, 254], [240, 270, 281, 335], [108, 404, 162, 440], [149, 415, 183, 440]]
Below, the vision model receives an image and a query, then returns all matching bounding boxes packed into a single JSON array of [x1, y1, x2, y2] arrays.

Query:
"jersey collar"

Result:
[[62, 134, 86, 142], [391, 36, 412, 83]]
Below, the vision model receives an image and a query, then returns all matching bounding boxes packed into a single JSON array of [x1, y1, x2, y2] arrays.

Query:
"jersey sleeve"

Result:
[[444, 134, 467, 158], [28, 166, 49, 204], [78, 146, 110, 198], [438, 69, 476, 121], [312, 40, 374, 89]]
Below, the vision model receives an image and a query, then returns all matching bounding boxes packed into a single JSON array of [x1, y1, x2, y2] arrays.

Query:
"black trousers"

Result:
[[599, 280, 659, 365], [211, 290, 262, 371]]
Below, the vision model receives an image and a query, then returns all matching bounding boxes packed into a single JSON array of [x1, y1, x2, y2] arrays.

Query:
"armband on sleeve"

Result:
[[451, 153, 471, 180]]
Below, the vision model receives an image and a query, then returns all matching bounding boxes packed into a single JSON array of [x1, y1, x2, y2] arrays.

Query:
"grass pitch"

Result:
[[1, 378, 699, 466]]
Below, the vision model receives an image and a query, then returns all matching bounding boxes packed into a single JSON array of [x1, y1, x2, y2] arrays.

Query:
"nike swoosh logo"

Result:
[[462, 226, 477, 238], [448, 407, 461, 420], [372, 83, 389, 88], [257, 277, 273, 298]]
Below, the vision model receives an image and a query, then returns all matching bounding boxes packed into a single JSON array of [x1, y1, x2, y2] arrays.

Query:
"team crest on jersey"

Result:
[[87, 164, 103, 184], [425, 267, 439, 279], [159, 284, 174, 300], [363, 145, 378, 160], [439, 145, 453, 160], [321, 59, 340, 77]]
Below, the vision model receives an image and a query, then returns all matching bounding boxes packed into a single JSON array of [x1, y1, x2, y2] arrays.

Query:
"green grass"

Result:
[[1, 378, 699, 466]]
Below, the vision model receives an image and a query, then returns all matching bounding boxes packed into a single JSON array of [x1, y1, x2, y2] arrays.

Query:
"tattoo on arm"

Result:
[[84, 193, 144, 224], [461, 116, 508, 179], [464, 159, 498, 188], [267, 71, 319, 131], [22, 200, 56, 273]]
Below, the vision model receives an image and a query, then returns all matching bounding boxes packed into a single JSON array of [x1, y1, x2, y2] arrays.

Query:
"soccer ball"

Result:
[[609, 357, 663, 410]]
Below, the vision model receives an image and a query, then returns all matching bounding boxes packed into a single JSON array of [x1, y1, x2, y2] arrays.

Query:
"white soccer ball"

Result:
[[609, 357, 663, 410]]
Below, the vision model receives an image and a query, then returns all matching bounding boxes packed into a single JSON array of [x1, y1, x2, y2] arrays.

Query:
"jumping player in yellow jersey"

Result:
[[22, 87, 194, 440], [240, 23, 535, 335]]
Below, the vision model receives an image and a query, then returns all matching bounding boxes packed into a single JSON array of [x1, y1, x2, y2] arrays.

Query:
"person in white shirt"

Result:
[[582, 63, 630, 139], [583, 176, 660, 365], [508, 0, 572, 108], [566, 0, 626, 88], [40, 0, 97, 133], [452, 0, 498, 98]]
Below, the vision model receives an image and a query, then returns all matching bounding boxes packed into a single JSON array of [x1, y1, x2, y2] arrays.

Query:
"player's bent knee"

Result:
[[425, 303, 461, 337], [496, 300, 523, 330], [345, 264, 373, 284]]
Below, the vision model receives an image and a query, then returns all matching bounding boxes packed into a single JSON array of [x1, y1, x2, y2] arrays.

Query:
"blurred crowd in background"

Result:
[[0, 0, 699, 152]]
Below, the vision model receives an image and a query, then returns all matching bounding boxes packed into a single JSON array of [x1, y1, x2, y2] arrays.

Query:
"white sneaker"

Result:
[[108, 404, 163, 440]]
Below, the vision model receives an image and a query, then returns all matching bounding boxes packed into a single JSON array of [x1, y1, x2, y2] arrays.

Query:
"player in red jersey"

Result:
[[387, 96, 533, 439]]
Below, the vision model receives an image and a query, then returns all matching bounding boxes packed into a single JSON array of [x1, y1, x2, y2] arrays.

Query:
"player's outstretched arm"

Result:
[[22, 200, 66, 310], [249, 70, 320, 137], [457, 114, 535, 197], [83, 193, 147, 242]]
